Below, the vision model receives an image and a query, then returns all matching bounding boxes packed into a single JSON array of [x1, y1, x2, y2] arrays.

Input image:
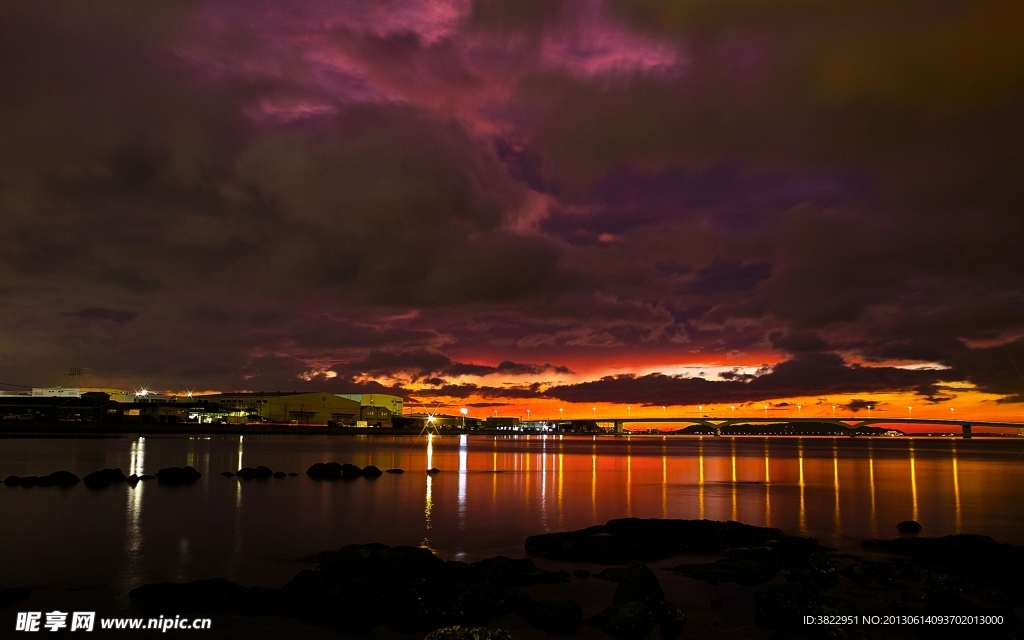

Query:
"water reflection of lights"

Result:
[[558, 453, 565, 529], [591, 447, 597, 520], [952, 441, 961, 533], [661, 448, 667, 519], [730, 438, 737, 522], [698, 438, 705, 520], [869, 440, 877, 537], [764, 439, 771, 527], [424, 434, 434, 543], [833, 442, 841, 534], [626, 444, 632, 518], [798, 439, 806, 534], [236, 435, 244, 510], [541, 444, 549, 530], [458, 434, 468, 532], [731, 439, 737, 483], [910, 441, 919, 522], [125, 436, 145, 588]]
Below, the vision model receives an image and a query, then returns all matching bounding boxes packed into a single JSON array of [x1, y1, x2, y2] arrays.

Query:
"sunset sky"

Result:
[[2, 1, 1023, 423]]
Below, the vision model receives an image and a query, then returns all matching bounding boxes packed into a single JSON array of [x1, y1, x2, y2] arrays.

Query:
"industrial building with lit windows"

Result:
[[0, 386, 403, 427]]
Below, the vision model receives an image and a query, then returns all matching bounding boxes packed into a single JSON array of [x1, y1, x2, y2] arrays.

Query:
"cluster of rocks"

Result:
[[424, 627, 513, 640], [525, 517, 791, 564], [156, 466, 202, 485], [3, 470, 80, 488], [581, 560, 686, 639], [85, 468, 133, 488], [221, 467, 298, 480], [130, 544, 578, 635], [124, 517, 1023, 638], [527, 517, 1020, 638], [3, 466, 203, 489], [305, 462, 403, 480]]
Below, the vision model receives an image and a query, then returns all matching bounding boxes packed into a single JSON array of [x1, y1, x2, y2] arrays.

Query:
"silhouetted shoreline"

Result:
[[1, 423, 1019, 440], [105, 518, 1024, 638]]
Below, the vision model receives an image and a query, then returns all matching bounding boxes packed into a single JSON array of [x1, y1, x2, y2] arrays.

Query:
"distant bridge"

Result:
[[595, 416, 1024, 439]]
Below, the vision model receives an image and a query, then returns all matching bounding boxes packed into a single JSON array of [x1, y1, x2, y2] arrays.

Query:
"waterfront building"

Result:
[[336, 393, 403, 426], [198, 392, 361, 425], [485, 416, 520, 430]]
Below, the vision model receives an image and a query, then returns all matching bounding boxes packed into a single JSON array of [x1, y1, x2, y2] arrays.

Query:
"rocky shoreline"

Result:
[[3, 468, 1020, 639], [118, 518, 1024, 639]]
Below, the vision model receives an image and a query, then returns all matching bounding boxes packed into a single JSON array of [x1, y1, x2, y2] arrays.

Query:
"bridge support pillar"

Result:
[[614, 421, 623, 435], [962, 424, 972, 439], [713, 426, 721, 437]]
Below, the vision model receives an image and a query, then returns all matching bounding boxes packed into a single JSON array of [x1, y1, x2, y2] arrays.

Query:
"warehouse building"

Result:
[[336, 394, 403, 425], [198, 392, 361, 425]]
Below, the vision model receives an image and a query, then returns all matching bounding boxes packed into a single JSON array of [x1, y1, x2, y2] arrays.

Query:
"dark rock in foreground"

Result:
[[594, 567, 625, 582], [427, 467, 441, 474], [590, 602, 656, 640], [340, 463, 362, 479], [238, 466, 278, 480], [219, 471, 235, 477], [526, 518, 789, 564], [671, 537, 833, 588], [0, 587, 31, 610], [306, 461, 364, 480], [606, 560, 685, 640], [471, 556, 569, 589], [361, 465, 382, 478], [613, 560, 664, 607], [672, 548, 781, 587], [130, 578, 278, 616], [131, 543, 577, 635], [3, 471, 79, 488], [385, 468, 404, 474], [754, 583, 836, 633], [897, 519, 923, 533], [658, 603, 686, 640], [273, 471, 287, 478], [751, 534, 1024, 636], [514, 595, 582, 635], [124, 519, 1024, 639], [862, 533, 1024, 593], [305, 462, 331, 479], [84, 468, 127, 488], [424, 627, 513, 640], [41, 471, 80, 487], [156, 466, 201, 485]]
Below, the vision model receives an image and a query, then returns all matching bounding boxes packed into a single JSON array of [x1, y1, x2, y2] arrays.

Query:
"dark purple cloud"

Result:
[[545, 353, 950, 406], [65, 308, 138, 324], [328, 349, 571, 382], [0, 0, 1020, 414]]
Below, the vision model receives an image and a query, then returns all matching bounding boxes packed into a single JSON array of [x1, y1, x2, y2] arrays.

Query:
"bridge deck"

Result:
[[594, 416, 1022, 428]]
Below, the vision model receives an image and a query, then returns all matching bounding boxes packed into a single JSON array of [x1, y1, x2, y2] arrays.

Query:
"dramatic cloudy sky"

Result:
[[2, 0, 1023, 422]]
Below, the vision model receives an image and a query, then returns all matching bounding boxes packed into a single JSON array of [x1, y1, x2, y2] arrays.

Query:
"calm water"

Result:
[[2, 434, 1024, 596]]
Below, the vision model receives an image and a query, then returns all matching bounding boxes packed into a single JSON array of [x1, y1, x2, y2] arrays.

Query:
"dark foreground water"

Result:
[[2, 434, 1023, 598]]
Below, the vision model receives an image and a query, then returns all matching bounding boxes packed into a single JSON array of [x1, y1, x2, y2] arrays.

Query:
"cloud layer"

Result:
[[1, 1, 1022, 414]]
